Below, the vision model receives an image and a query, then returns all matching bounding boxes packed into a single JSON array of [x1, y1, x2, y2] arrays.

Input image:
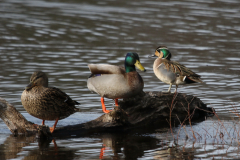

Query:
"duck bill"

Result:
[[148, 53, 157, 58], [134, 60, 146, 72], [25, 82, 35, 90]]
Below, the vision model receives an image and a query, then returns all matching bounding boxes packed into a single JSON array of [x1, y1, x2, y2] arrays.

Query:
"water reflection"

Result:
[[1, 127, 239, 160], [0, 133, 162, 160]]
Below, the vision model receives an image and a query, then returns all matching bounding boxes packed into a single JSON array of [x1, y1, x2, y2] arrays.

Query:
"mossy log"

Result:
[[0, 92, 214, 138]]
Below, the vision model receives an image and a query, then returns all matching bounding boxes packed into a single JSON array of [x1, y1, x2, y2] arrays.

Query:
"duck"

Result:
[[150, 46, 203, 93], [21, 71, 80, 133], [87, 52, 146, 113]]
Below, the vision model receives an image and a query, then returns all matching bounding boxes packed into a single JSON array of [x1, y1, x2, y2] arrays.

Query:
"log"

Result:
[[0, 98, 37, 135], [0, 92, 214, 138]]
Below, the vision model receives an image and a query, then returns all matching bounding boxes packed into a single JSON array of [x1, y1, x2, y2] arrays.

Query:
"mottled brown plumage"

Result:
[[159, 59, 202, 83], [21, 71, 80, 132]]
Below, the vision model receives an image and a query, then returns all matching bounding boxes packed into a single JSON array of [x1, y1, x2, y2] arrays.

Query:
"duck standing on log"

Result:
[[150, 46, 203, 93], [87, 52, 146, 113], [21, 71, 80, 133]]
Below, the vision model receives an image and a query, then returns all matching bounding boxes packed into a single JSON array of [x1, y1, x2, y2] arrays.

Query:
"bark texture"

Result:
[[0, 98, 37, 135], [0, 92, 214, 138]]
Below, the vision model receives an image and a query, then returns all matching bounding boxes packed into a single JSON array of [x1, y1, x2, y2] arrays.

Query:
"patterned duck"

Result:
[[87, 52, 146, 113], [150, 46, 203, 93], [21, 71, 80, 133]]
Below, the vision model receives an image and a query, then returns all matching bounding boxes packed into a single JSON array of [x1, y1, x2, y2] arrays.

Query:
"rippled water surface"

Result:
[[0, 0, 240, 159]]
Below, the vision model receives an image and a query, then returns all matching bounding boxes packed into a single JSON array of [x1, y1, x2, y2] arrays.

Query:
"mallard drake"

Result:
[[150, 46, 203, 93], [87, 52, 146, 113], [21, 71, 80, 133]]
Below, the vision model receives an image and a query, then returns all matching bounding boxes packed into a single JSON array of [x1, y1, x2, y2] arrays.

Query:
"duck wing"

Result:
[[162, 59, 203, 83], [88, 64, 125, 75], [41, 87, 80, 119]]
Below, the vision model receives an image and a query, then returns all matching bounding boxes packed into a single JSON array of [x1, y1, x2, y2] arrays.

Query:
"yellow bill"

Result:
[[134, 60, 146, 72]]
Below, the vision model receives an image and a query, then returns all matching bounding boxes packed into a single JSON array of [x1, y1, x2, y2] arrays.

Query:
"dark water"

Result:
[[0, 0, 240, 159]]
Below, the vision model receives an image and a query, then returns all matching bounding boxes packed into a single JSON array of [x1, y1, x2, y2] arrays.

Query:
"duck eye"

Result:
[[157, 49, 161, 53]]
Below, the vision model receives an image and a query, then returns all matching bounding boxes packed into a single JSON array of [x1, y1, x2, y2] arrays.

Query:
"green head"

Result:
[[154, 46, 172, 60], [125, 52, 146, 73]]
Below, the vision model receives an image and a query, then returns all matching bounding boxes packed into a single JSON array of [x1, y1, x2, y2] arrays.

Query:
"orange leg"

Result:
[[32, 124, 38, 128], [49, 118, 59, 133], [42, 120, 45, 125], [99, 144, 106, 159], [101, 97, 110, 113], [52, 139, 58, 152], [115, 99, 119, 106]]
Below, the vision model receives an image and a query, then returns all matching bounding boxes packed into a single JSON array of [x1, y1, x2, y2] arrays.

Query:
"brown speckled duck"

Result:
[[150, 46, 203, 93], [87, 52, 146, 113], [21, 71, 80, 133]]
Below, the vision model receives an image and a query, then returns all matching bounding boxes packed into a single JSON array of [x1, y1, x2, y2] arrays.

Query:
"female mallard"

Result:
[[150, 46, 203, 93], [87, 52, 146, 113], [21, 71, 80, 133]]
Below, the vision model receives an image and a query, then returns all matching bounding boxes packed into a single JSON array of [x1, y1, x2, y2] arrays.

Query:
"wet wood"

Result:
[[0, 98, 37, 135], [0, 92, 214, 138]]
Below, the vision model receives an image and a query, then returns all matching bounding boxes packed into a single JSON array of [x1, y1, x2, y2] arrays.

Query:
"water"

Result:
[[0, 0, 240, 159]]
